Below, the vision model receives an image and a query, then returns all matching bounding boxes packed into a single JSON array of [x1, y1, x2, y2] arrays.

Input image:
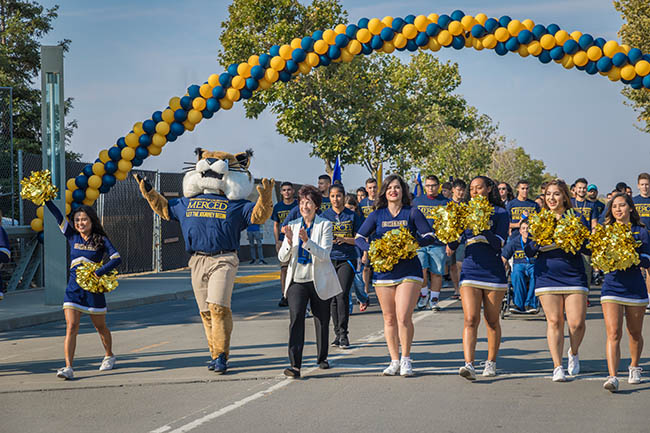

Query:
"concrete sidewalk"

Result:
[[0, 259, 281, 332]]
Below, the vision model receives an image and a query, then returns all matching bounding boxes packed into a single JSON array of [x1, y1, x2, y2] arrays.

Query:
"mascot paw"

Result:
[[133, 173, 153, 193], [256, 178, 275, 201]]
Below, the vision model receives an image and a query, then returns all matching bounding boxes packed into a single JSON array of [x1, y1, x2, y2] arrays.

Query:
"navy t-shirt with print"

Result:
[[571, 198, 598, 227], [272, 200, 298, 241], [506, 198, 540, 224], [359, 197, 375, 219], [321, 207, 363, 261], [633, 195, 650, 229], [411, 193, 450, 246]]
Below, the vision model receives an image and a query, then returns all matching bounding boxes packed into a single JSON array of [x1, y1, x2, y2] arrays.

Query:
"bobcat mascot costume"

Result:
[[134, 148, 273, 373]]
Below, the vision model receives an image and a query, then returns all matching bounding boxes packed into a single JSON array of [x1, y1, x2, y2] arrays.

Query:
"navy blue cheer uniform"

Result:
[[633, 195, 650, 230], [601, 225, 650, 306], [449, 205, 509, 291], [45, 201, 121, 314], [272, 199, 298, 242], [524, 213, 590, 296], [0, 226, 10, 294], [355, 206, 434, 286]]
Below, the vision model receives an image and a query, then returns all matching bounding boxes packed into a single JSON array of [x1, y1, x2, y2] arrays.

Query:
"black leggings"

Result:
[[331, 260, 355, 339], [287, 281, 331, 369]]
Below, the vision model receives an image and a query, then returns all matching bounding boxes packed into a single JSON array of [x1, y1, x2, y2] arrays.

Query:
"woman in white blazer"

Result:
[[278, 185, 342, 378]]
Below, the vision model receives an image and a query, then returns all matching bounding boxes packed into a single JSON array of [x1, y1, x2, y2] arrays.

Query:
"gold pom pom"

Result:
[[554, 210, 589, 254], [588, 222, 640, 273], [75, 262, 119, 293], [528, 209, 557, 246], [369, 227, 419, 273], [465, 195, 494, 235], [20, 170, 59, 206], [432, 201, 468, 243]]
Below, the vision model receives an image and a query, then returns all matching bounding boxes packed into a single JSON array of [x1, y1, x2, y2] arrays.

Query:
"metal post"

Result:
[[41, 46, 67, 305], [17, 149, 23, 226], [7, 87, 14, 225], [152, 171, 162, 272]]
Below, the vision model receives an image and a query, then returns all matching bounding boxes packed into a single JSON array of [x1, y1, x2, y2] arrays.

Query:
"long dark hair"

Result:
[[375, 174, 411, 209], [465, 176, 504, 208], [604, 192, 643, 227], [70, 205, 108, 250]]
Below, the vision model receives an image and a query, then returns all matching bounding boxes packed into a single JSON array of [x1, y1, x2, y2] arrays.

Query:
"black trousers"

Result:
[[331, 260, 355, 338], [287, 281, 331, 369]]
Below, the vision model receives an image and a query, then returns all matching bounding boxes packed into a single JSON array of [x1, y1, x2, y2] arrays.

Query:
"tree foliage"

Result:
[[487, 144, 547, 193], [614, 0, 650, 133]]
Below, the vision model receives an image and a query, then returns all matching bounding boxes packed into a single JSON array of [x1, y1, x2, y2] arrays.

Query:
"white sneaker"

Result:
[[416, 293, 429, 310], [99, 356, 116, 371], [567, 348, 580, 376], [629, 366, 642, 384], [459, 363, 476, 380], [482, 360, 497, 377], [603, 376, 619, 392], [56, 366, 74, 380], [400, 358, 415, 377], [428, 297, 440, 311], [552, 366, 566, 382], [383, 360, 400, 376]]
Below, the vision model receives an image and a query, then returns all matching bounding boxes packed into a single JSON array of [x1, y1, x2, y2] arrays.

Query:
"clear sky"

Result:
[[39, 0, 649, 195]]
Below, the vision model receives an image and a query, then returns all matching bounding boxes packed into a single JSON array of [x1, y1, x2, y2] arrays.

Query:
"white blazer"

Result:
[[278, 215, 342, 300]]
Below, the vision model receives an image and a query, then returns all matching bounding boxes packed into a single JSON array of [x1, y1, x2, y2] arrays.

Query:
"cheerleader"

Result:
[[448, 176, 509, 380], [600, 193, 649, 392], [44, 201, 122, 380], [355, 175, 434, 376], [524, 179, 588, 382]]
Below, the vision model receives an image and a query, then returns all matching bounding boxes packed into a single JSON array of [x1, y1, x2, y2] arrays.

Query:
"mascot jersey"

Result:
[[167, 194, 254, 253]]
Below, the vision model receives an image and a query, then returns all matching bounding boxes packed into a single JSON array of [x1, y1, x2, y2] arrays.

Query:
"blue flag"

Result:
[[413, 172, 423, 197], [332, 155, 342, 184]]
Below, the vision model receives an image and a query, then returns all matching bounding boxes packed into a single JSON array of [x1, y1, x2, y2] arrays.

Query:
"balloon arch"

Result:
[[29, 9, 650, 232]]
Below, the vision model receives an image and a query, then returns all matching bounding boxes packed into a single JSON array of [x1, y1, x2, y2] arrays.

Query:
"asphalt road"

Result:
[[1, 281, 649, 433]]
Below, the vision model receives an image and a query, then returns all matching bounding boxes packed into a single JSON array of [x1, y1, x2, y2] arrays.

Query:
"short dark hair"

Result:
[[318, 174, 331, 183], [615, 182, 629, 192], [356, 187, 367, 195], [298, 185, 322, 208], [425, 175, 440, 184], [365, 178, 377, 186], [638, 173, 650, 182], [515, 180, 529, 188], [452, 179, 466, 190], [574, 178, 588, 186], [280, 181, 293, 189], [441, 182, 452, 190]]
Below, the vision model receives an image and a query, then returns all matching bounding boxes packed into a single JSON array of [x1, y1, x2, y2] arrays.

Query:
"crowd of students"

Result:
[[272, 171, 650, 392]]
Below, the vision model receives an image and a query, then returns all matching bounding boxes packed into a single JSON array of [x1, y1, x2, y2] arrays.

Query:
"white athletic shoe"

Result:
[[99, 356, 116, 371], [629, 366, 642, 384], [459, 363, 476, 380], [428, 297, 440, 311], [603, 376, 619, 392], [400, 358, 415, 377], [56, 366, 74, 380], [416, 293, 429, 310], [482, 360, 497, 377], [567, 348, 580, 376], [552, 366, 566, 382], [383, 360, 400, 376]]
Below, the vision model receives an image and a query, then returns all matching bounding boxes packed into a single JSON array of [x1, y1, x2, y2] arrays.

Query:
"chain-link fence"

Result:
[[0, 87, 15, 225]]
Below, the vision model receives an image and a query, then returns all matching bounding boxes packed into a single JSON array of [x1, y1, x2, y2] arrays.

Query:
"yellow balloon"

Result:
[[82, 198, 95, 206], [248, 55, 260, 67], [65, 203, 71, 215], [148, 146, 162, 156], [184, 120, 196, 130], [65, 189, 73, 202], [220, 99, 233, 110], [133, 122, 144, 136], [231, 76, 245, 90], [125, 133, 139, 148], [465, 36, 473, 48], [603, 40, 620, 58], [555, 30, 570, 45], [495, 27, 510, 42], [527, 41, 542, 56], [121, 146, 135, 161], [348, 39, 362, 54], [414, 15, 430, 32], [314, 40, 329, 55], [522, 19, 535, 31], [573, 51, 589, 67], [66, 178, 77, 191], [208, 74, 219, 87], [427, 38, 441, 51], [169, 97, 181, 111], [460, 16, 475, 32], [92, 162, 105, 176], [472, 37, 483, 51], [162, 108, 174, 123], [570, 31, 582, 42], [323, 29, 337, 44], [621, 64, 636, 81], [188, 109, 202, 124], [402, 24, 417, 39], [608, 66, 621, 81], [635, 60, 650, 76], [114, 170, 128, 181], [448, 21, 463, 36], [290, 38, 302, 49], [99, 150, 110, 163], [561, 55, 574, 69], [156, 121, 170, 135], [237, 63, 251, 78], [621, 44, 631, 54], [475, 13, 488, 25], [518, 44, 529, 57], [298, 61, 312, 73], [265, 68, 279, 82], [199, 84, 212, 99], [85, 187, 99, 200], [152, 133, 167, 147], [382, 41, 395, 53], [507, 19, 522, 36], [36, 206, 44, 219], [428, 13, 439, 23], [334, 24, 346, 34], [437, 30, 452, 46], [31, 218, 43, 232], [226, 88, 240, 102], [118, 160, 132, 173], [540, 34, 556, 50], [368, 18, 383, 35], [381, 16, 393, 27], [482, 34, 497, 49], [587, 46, 602, 61], [306, 52, 319, 67], [279, 44, 292, 60], [340, 48, 353, 62], [258, 78, 272, 90], [393, 34, 407, 49], [356, 28, 372, 44], [192, 97, 206, 111], [270, 56, 286, 71]]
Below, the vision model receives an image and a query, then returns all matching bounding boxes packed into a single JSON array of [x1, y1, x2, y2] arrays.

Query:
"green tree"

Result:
[[487, 144, 547, 192], [614, 0, 650, 133]]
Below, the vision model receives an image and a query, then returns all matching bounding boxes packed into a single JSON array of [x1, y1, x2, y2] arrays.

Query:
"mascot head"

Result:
[[182, 148, 254, 200]]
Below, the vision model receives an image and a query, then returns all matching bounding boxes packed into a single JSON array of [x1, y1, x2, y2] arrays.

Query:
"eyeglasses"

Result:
[[424, 184, 438, 188], [498, 187, 507, 191]]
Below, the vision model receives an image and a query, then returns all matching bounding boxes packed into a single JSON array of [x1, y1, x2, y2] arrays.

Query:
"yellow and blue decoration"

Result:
[[27, 10, 650, 232]]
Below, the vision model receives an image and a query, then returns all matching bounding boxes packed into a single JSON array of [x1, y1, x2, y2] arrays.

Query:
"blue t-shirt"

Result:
[[320, 196, 332, 212], [589, 199, 606, 223], [271, 199, 298, 240], [321, 207, 364, 261], [571, 198, 598, 226], [168, 194, 254, 253], [633, 195, 650, 230], [412, 194, 451, 246], [502, 232, 534, 265], [506, 198, 540, 225], [359, 197, 375, 219]]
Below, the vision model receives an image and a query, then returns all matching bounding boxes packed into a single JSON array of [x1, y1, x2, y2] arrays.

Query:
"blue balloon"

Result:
[[328, 45, 341, 59], [102, 174, 117, 187], [594, 37, 606, 48], [517, 29, 533, 45], [131, 157, 143, 167], [563, 39, 579, 55], [82, 164, 93, 177], [170, 121, 185, 136], [70, 202, 82, 212], [612, 52, 628, 67], [532, 24, 547, 39], [495, 42, 508, 56], [135, 146, 149, 160], [628, 48, 643, 64], [259, 53, 271, 68], [505, 37, 520, 52], [484, 18, 499, 33], [361, 43, 373, 55], [269, 45, 280, 57], [538, 51, 552, 64], [279, 71, 291, 82], [201, 109, 214, 119], [631, 75, 643, 89], [371, 35, 383, 50], [219, 73, 232, 87], [180, 96, 192, 110], [285, 59, 298, 73], [319, 55, 331, 66], [104, 161, 117, 174], [406, 40, 418, 52], [206, 97, 220, 113], [174, 109, 188, 122], [143, 119, 156, 134], [250, 65, 265, 80], [585, 61, 598, 75], [73, 188, 86, 203], [396, 44, 406, 52], [451, 10, 465, 21], [452, 36, 465, 50], [391, 17, 405, 32], [578, 34, 594, 50], [139, 134, 152, 146], [98, 184, 110, 194], [499, 16, 512, 27], [546, 23, 560, 35], [188, 84, 200, 99], [301, 36, 314, 51], [292, 48, 307, 62], [643, 75, 650, 89], [335, 34, 349, 48], [212, 86, 226, 99], [426, 23, 441, 37], [550, 46, 565, 60], [471, 25, 486, 38], [117, 137, 126, 149], [95, 158, 101, 163], [643, 54, 650, 62], [597, 56, 613, 72], [166, 133, 177, 143], [227, 63, 239, 76], [576, 63, 586, 71], [346, 24, 358, 38], [108, 147, 122, 161], [404, 14, 415, 24], [312, 30, 324, 40], [152, 111, 163, 123], [380, 27, 394, 42], [246, 77, 261, 90], [357, 18, 369, 29], [622, 77, 632, 85], [240, 88, 252, 100], [75, 175, 88, 189], [415, 32, 429, 47], [437, 14, 451, 29]]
